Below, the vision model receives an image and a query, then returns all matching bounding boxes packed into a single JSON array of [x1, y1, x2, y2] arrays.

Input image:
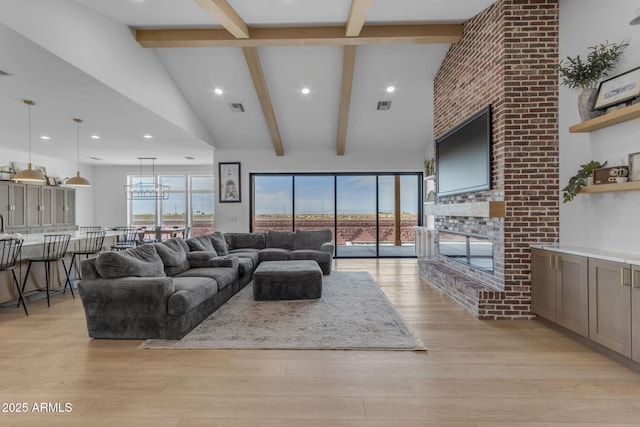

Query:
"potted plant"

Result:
[[562, 160, 607, 203], [558, 41, 627, 121], [424, 159, 435, 177]]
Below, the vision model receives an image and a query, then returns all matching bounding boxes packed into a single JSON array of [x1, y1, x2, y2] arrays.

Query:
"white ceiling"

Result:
[[0, 0, 496, 166]]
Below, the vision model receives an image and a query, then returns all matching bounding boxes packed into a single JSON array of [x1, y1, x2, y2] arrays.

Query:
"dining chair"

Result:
[[111, 227, 139, 251]]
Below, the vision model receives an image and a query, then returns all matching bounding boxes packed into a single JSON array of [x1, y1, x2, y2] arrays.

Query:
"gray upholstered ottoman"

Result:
[[253, 260, 322, 301]]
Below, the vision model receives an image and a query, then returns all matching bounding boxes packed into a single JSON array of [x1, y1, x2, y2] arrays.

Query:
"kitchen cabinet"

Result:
[[531, 248, 588, 337], [0, 181, 27, 229]]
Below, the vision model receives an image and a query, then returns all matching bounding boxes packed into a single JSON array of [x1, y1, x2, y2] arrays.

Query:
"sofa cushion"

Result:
[[154, 238, 191, 277], [293, 229, 332, 251], [289, 249, 332, 264], [186, 235, 216, 253], [167, 276, 218, 316], [236, 233, 266, 250], [175, 267, 237, 291], [209, 231, 229, 255], [94, 244, 166, 279], [258, 248, 290, 262], [228, 250, 259, 268], [229, 256, 255, 277], [267, 231, 296, 250]]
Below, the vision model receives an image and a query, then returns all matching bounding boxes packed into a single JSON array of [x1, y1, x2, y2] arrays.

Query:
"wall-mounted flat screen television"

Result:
[[436, 105, 492, 196]]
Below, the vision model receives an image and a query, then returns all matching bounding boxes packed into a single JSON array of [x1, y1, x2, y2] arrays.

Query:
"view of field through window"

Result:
[[252, 174, 421, 257], [129, 175, 214, 237]]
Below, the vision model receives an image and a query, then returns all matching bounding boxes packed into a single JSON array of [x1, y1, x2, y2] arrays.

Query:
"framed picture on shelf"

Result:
[[593, 66, 640, 111], [629, 152, 640, 181], [47, 177, 57, 186], [218, 162, 241, 203]]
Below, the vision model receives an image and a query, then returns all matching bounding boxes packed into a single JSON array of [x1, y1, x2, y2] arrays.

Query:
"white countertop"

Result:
[[531, 244, 640, 267], [1, 230, 123, 248]]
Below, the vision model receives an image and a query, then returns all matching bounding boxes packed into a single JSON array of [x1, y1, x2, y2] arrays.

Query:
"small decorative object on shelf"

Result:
[[562, 160, 607, 203], [629, 152, 640, 181], [558, 40, 628, 122], [593, 166, 628, 185]]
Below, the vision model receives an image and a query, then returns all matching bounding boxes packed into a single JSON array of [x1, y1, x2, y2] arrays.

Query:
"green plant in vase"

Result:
[[558, 41, 627, 121], [562, 160, 607, 203]]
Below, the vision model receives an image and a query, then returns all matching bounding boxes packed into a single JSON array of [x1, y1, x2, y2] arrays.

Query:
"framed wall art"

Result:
[[219, 162, 241, 203], [594, 66, 640, 111]]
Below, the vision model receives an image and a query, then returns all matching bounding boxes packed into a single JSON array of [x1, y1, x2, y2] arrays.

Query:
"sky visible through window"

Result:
[[254, 175, 418, 215]]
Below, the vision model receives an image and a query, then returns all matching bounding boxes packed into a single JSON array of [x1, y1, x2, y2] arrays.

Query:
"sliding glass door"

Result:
[[251, 172, 421, 258], [335, 175, 377, 257]]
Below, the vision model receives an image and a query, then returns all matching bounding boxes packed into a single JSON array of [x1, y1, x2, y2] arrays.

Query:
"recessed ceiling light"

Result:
[[301, 87, 310, 95], [386, 86, 396, 93], [214, 88, 224, 95], [87, 156, 103, 161], [91, 135, 100, 140], [184, 156, 195, 160], [40, 135, 51, 140], [143, 134, 153, 139]]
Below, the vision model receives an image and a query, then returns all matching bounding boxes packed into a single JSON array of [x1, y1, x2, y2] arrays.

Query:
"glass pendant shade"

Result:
[[66, 118, 91, 187], [13, 100, 46, 183]]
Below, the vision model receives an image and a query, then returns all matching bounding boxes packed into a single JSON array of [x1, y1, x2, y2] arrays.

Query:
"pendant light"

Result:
[[124, 157, 169, 199], [13, 100, 46, 183], [66, 118, 91, 187]]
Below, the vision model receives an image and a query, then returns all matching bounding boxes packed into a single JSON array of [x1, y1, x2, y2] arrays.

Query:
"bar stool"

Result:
[[65, 230, 106, 292], [0, 237, 28, 315], [21, 234, 72, 307]]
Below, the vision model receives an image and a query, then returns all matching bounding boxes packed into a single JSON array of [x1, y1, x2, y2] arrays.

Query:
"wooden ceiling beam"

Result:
[[193, 0, 250, 38], [346, 0, 374, 37], [136, 24, 463, 48], [242, 47, 284, 156], [337, 46, 357, 156]]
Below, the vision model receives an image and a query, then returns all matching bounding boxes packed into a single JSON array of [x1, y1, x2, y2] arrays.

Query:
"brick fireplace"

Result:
[[419, 0, 560, 319]]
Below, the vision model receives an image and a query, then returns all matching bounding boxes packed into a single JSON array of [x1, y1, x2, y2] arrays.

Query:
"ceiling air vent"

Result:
[[377, 100, 392, 111], [228, 103, 245, 113]]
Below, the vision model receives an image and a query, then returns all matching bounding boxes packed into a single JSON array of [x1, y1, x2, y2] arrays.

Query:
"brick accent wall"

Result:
[[420, 0, 559, 319]]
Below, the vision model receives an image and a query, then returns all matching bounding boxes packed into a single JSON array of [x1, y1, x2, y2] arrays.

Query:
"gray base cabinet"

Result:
[[532, 247, 640, 365], [531, 248, 588, 337]]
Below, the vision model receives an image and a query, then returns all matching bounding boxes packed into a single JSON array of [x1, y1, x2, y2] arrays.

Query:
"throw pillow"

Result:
[[94, 244, 166, 279], [154, 238, 191, 276], [186, 235, 216, 253], [293, 229, 332, 251], [209, 231, 229, 256], [231, 232, 265, 250], [267, 231, 295, 250]]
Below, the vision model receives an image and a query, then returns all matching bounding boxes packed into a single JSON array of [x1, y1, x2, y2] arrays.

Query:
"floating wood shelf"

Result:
[[569, 103, 640, 133], [580, 181, 640, 194], [423, 201, 505, 218]]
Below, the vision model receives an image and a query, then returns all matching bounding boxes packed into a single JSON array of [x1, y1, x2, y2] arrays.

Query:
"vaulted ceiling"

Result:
[[0, 0, 496, 165]]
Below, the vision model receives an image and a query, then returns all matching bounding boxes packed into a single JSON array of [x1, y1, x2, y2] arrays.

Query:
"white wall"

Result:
[[559, 0, 640, 255], [2, 146, 94, 226]]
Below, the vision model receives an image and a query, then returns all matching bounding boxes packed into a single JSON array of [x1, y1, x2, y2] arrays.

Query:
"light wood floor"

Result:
[[1, 258, 640, 426]]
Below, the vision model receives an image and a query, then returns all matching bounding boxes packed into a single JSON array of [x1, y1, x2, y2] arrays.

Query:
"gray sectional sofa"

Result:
[[78, 229, 334, 340]]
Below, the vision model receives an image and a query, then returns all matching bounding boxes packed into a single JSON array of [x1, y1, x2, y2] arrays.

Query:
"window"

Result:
[[251, 173, 422, 258], [127, 174, 214, 237], [191, 175, 214, 236]]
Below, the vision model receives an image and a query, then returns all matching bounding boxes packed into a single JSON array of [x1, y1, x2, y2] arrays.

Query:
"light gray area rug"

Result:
[[140, 271, 426, 351]]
